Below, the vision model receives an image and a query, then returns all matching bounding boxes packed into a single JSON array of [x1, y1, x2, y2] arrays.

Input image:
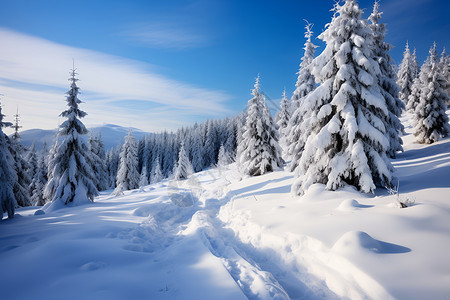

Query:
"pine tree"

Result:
[[106, 147, 119, 189], [411, 43, 450, 144], [291, 21, 317, 111], [285, 22, 317, 170], [88, 133, 108, 191], [44, 68, 98, 206], [239, 75, 283, 176], [292, 0, 393, 196], [174, 143, 193, 180], [407, 76, 422, 113], [275, 90, 290, 146], [439, 48, 450, 106], [397, 42, 417, 106], [216, 143, 232, 168], [30, 154, 47, 206], [369, 0, 404, 158], [0, 101, 17, 219], [113, 131, 139, 195], [151, 157, 164, 184], [139, 163, 149, 188], [10, 108, 31, 207]]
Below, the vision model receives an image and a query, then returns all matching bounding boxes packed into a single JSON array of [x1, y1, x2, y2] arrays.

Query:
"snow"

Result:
[[1, 114, 450, 299]]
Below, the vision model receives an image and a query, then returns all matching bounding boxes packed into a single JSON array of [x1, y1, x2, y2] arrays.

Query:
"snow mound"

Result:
[[333, 231, 411, 255], [336, 199, 373, 211]]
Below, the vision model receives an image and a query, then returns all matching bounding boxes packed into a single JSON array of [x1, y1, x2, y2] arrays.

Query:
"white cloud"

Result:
[[120, 22, 208, 49], [0, 28, 232, 134]]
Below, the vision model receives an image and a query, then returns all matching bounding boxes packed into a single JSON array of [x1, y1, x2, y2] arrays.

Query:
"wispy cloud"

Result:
[[0, 28, 232, 133], [120, 22, 208, 49]]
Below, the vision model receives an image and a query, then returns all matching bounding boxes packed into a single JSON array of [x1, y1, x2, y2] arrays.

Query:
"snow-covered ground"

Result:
[[1, 115, 450, 299]]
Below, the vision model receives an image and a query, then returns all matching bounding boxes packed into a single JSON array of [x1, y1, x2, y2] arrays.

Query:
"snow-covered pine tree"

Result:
[[106, 147, 120, 189], [397, 42, 417, 106], [411, 48, 419, 79], [0, 101, 17, 219], [151, 157, 164, 184], [43, 139, 59, 202], [88, 133, 108, 191], [174, 143, 193, 180], [407, 76, 422, 114], [139, 163, 149, 188], [369, 0, 404, 158], [290, 21, 317, 112], [275, 90, 290, 146], [285, 22, 317, 170], [31, 154, 47, 206], [10, 108, 31, 207], [239, 75, 283, 176], [44, 68, 98, 206], [113, 131, 140, 195], [292, 0, 394, 196], [411, 43, 450, 144], [25, 143, 38, 184], [216, 143, 232, 168], [439, 48, 450, 106]]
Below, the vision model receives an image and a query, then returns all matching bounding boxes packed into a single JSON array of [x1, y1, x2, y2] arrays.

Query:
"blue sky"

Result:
[[0, 0, 449, 133]]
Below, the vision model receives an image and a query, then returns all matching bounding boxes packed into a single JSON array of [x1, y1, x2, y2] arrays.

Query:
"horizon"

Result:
[[1, 0, 449, 135]]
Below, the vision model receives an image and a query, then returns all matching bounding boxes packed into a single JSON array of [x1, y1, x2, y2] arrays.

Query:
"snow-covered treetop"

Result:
[[292, 20, 317, 105], [58, 68, 88, 138], [0, 101, 12, 129]]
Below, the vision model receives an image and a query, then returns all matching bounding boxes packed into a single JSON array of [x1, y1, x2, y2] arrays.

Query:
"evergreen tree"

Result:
[[239, 76, 283, 176], [106, 147, 120, 189], [369, 0, 404, 158], [411, 43, 450, 144], [139, 163, 149, 188], [31, 154, 47, 206], [291, 21, 317, 111], [88, 133, 108, 191], [151, 157, 164, 184], [43, 139, 59, 202], [174, 143, 193, 180], [397, 42, 417, 106], [285, 22, 317, 170], [439, 48, 450, 106], [216, 143, 232, 168], [44, 68, 98, 206], [113, 131, 139, 195], [275, 90, 290, 146], [10, 108, 31, 207], [0, 101, 17, 219], [407, 76, 422, 113], [292, 0, 393, 196]]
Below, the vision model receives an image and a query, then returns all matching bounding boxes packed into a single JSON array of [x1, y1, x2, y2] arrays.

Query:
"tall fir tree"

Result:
[[113, 131, 139, 195], [31, 154, 48, 206], [239, 76, 283, 176], [0, 101, 17, 219], [44, 68, 98, 206], [275, 89, 291, 147], [397, 42, 417, 106], [151, 156, 164, 184], [411, 43, 450, 144], [439, 48, 450, 106], [10, 108, 31, 207], [368, 0, 404, 158], [290, 21, 317, 111], [174, 143, 193, 180], [292, 0, 394, 196], [88, 133, 108, 191], [285, 22, 317, 170]]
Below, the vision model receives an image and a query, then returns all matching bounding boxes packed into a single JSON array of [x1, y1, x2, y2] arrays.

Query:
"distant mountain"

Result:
[[18, 124, 150, 151]]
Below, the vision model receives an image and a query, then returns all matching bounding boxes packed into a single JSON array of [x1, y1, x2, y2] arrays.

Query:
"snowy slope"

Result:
[[18, 124, 149, 151], [1, 114, 450, 300]]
